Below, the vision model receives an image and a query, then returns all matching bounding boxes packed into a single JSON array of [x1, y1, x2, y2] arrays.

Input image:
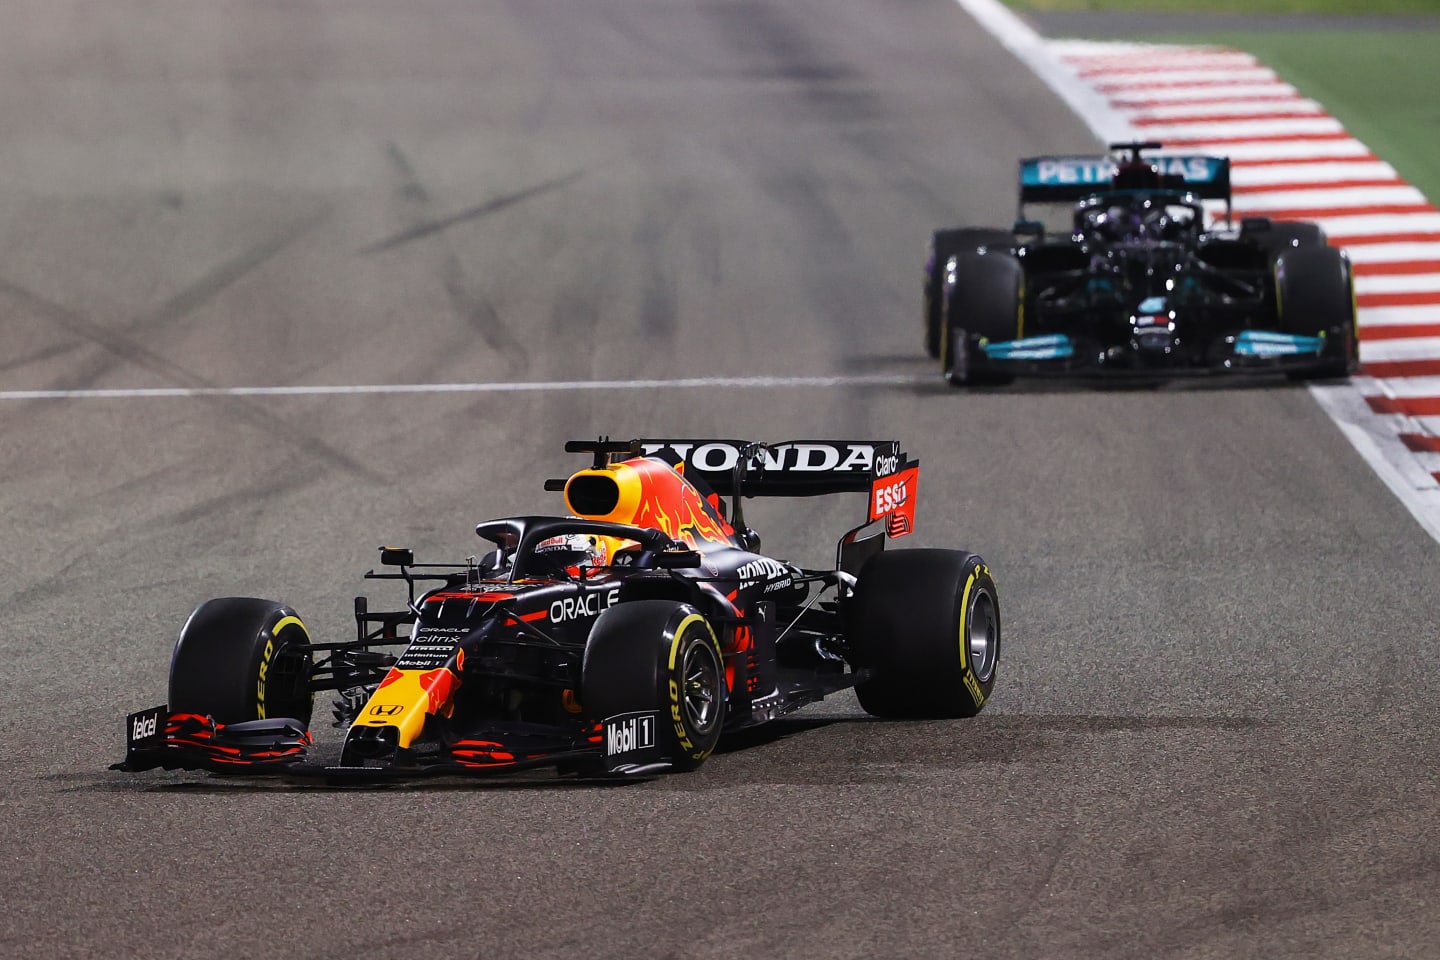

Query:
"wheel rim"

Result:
[[967, 588, 998, 683], [681, 638, 722, 734]]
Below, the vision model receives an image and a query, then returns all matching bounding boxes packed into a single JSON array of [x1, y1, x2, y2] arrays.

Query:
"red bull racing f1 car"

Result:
[[114, 438, 1000, 781], [923, 142, 1358, 384]]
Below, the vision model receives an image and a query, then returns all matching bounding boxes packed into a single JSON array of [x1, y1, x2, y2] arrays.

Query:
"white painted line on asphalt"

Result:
[[1359, 338, 1440, 362], [1131, 99, 1324, 122], [1056, 47, 1260, 66], [1318, 212, 1440, 238], [1048, 41, 1241, 58], [0, 373, 925, 402], [954, 0, 1131, 142], [1344, 243, 1440, 264], [1357, 274, 1440, 295], [1231, 161, 1400, 187], [1109, 84, 1300, 105], [1179, 140, 1373, 162], [1356, 305, 1440, 327], [1134, 117, 1345, 140], [1369, 375, 1440, 397], [1310, 385, 1440, 542], [1235, 185, 1429, 210], [1093, 69, 1282, 89]]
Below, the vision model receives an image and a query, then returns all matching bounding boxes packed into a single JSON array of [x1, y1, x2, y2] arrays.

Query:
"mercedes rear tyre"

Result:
[[168, 597, 315, 726], [848, 550, 999, 718], [582, 600, 726, 771], [942, 251, 1022, 387], [1276, 245, 1357, 380], [1245, 219, 1327, 261], [925, 228, 1015, 358]]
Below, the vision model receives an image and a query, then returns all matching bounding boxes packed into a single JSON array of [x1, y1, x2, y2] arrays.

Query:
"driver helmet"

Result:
[[1113, 160, 1162, 191], [534, 532, 608, 573], [1087, 202, 1145, 243]]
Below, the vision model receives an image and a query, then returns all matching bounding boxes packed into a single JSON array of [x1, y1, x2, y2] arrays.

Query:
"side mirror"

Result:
[[379, 546, 414, 567]]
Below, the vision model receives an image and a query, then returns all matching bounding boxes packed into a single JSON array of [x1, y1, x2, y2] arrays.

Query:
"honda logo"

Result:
[[368, 704, 404, 717]]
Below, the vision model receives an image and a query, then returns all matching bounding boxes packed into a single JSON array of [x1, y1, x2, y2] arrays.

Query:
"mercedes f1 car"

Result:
[[923, 141, 1358, 384], [114, 438, 1000, 781]]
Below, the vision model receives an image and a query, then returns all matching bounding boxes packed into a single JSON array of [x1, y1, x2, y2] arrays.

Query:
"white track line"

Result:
[[1179, 140, 1374, 162], [1231, 161, 1400, 187], [1345, 243, 1440, 264], [1235, 185, 1430, 210], [1130, 100, 1324, 122], [1371, 375, 1440, 398], [1110, 84, 1301, 105], [1133, 117, 1346, 140], [1357, 274, 1440, 295], [0, 374, 925, 402], [1356, 305, 1440, 328], [1359, 338, 1440, 362], [1319, 212, 1440, 238]]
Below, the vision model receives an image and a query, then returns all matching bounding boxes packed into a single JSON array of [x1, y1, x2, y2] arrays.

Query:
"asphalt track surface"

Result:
[[3, 2, 1438, 958]]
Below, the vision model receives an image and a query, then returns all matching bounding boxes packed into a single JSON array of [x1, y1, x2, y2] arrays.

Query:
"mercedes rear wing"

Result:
[[1017, 152, 1232, 207]]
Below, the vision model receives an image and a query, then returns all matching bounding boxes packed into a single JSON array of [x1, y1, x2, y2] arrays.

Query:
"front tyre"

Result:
[[849, 550, 999, 718], [582, 600, 726, 771], [1276, 245, 1357, 380], [168, 597, 315, 726], [925, 228, 1016, 358], [942, 252, 1021, 387]]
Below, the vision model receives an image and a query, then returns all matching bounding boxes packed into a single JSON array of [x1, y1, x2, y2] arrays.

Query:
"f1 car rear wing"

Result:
[[634, 439, 903, 496], [555, 438, 920, 540], [1017, 150, 1232, 207]]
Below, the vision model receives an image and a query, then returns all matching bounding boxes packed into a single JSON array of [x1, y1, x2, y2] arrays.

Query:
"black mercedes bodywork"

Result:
[[925, 142, 1358, 384]]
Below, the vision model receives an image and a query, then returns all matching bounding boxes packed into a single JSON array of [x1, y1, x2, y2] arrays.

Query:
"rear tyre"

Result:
[[1245, 219, 1327, 260], [925, 228, 1015, 358], [942, 251, 1022, 387], [1276, 245, 1357, 380], [582, 600, 726, 771], [168, 597, 315, 725], [849, 550, 999, 718]]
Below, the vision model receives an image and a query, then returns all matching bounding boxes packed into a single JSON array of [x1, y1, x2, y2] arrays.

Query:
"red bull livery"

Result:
[[114, 438, 1000, 782]]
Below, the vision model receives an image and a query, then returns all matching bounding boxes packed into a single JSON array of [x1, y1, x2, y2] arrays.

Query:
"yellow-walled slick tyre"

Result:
[[168, 597, 315, 726], [849, 550, 999, 718], [582, 600, 726, 772]]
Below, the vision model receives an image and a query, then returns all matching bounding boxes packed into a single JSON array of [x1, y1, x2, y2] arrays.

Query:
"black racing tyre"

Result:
[[1276, 245, 1358, 379], [1245, 219, 1328, 260], [848, 550, 999, 718], [168, 597, 315, 726], [941, 251, 1022, 387], [582, 600, 726, 770], [925, 228, 1015, 358]]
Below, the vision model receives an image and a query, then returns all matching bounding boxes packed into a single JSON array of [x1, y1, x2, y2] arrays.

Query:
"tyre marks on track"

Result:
[[375, 141, 531, 365]]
